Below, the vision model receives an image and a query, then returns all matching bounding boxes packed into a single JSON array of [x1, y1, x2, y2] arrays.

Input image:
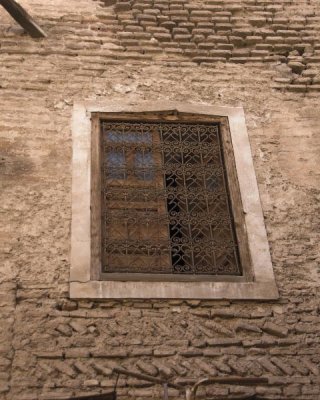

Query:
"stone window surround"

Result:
[[70, 101, 279, 300]]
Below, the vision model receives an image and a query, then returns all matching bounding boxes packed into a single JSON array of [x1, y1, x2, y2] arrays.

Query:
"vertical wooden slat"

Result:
[[91, 115, 102, 280], [220, 120, 253, 280]]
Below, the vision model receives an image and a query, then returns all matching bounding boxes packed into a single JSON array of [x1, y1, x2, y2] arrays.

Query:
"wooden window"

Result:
[[91, 112, 252, 282], [71, 102, 278, 299]]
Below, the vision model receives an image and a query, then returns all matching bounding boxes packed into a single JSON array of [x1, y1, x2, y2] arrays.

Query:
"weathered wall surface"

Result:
[[0, 0, 320, 399]]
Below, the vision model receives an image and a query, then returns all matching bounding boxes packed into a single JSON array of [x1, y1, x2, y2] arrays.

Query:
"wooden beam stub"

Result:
[[0, 0, 46, 38]]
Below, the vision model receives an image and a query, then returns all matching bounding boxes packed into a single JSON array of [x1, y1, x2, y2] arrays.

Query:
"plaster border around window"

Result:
[[70, 101, 279, 300]]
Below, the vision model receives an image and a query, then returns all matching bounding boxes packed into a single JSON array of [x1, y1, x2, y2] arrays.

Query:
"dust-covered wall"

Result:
[[0, 0, 320, 399]]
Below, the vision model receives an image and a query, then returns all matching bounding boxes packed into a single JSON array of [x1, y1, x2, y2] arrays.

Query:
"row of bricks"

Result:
[[115, 49, 317, 65], [126, 5, 316, 18], [73, 17, 319, 39], [0, 51, 318, 71], [117, 25, 317, 41], [116, 30, 319, 38], [0, 45, 320, 64], [1, 38, 320, 59], [272, 84, 320, 92], [116, 17, 313, 26], [126, 10, 310, 22], [116, 22, 317, 33], [120, 14, 306, 23], [128, 10, 288, 17], [118, 31, 318, 45], [98, 18, 319, 33], [1, 46, 318, 65], [103, 19, 318, 31], [114, 14, 319, 28], [113, 22, 318, 34], [116, 31, 318, 46], [116, 39, 314, 55], [118, 38, 314, 51], [102, 11, 318, 22], [119, 13, 320, 29], [96, 13, 318, 24], [115, 2, 301, 13], [113, 2, 314, 10], [34, 343, 320, 359], [114, 4, 316, 17], [32, 356, 319, 381], [36, 384, 320, 400]]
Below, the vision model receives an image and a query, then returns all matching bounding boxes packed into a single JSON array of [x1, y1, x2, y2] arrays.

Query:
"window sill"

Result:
[[70, 280, 279, 300]]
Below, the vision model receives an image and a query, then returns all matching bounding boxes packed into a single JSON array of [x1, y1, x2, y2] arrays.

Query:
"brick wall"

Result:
[[0, 0, 319, 399]]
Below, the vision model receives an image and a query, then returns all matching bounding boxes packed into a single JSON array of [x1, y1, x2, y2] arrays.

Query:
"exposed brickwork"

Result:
[[0, 0, 319, 92], [0, 0, 320, 399], [100, 0, 320, 92]]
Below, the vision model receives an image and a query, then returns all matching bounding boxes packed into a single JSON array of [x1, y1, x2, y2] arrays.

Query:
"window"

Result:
[[70, 102, 278, 299], [100, 119, 246, 279]]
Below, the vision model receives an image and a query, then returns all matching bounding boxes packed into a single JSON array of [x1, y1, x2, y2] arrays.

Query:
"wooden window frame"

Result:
[[70, 101, 278, 299], [94, 113, 250, 282]]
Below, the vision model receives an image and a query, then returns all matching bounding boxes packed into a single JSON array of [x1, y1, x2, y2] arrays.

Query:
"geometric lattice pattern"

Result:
[[101, 121, 241, 275]]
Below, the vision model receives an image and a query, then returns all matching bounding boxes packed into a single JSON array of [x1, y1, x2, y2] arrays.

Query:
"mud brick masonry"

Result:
[[0, 0, 320, 399]]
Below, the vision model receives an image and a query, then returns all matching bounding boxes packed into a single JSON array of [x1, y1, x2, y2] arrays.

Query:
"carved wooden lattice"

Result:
[[101, 120, 241, 275]]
